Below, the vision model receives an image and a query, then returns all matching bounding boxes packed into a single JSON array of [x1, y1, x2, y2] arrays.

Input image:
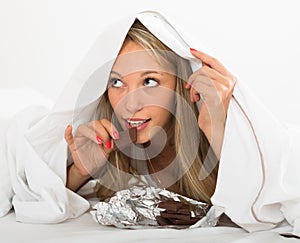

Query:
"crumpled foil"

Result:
[[90, 185, 223, 229]]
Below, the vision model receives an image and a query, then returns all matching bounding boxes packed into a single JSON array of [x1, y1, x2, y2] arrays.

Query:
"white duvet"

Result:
[[0, 11, 300, 237]]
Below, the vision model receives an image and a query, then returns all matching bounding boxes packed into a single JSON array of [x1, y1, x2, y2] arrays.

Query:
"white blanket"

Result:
[[1, 11, 300, 237]]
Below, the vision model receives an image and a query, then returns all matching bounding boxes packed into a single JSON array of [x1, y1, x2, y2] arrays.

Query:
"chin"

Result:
[[135, 136, 150, 145]]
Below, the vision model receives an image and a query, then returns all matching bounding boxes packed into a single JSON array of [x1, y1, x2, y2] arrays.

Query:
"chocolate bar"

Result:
[[156, 200, 204, 226]]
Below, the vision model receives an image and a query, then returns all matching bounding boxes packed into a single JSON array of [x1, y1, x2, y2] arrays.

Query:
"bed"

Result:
[[1, 210, 298, 243]]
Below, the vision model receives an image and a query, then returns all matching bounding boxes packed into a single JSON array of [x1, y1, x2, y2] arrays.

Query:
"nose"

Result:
[[124, 88, 144, 114]]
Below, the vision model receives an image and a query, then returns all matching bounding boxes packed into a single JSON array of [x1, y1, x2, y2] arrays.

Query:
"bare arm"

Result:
[[66, 163, 91, 192]]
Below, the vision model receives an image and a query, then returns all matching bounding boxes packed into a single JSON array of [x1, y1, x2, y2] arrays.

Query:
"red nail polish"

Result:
[[113, 131, 119, 139], [190, 47, 197, 52], [96, 136, 103, 143], [185, 83, 189, 88], [67, 124, 72, 129], [106, 140, 111, 149]]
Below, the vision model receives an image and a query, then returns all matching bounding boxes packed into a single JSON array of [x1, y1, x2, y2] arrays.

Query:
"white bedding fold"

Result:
[[211, 80, 300, 235], [5, 106, 89, 223]]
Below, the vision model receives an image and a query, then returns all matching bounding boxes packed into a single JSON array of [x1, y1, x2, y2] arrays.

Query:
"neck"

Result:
[[147, 143, 175, 172], [143, 122, 176, 168], [144, 118, 176, 171], [145, 140, 178, 188]]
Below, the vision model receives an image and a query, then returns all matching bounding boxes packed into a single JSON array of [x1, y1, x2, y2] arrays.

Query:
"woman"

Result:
[[64, 19, 235, 205], [2, 11, 300, 237]]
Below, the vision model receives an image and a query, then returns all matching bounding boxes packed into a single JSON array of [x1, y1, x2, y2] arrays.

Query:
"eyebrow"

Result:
[[141, 70, 163, 77], [110, 70, 121, 77], [110, 70, 164, 77]]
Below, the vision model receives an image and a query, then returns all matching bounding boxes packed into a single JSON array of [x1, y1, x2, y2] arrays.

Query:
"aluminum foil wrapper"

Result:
[[90, 185, 223, 229]]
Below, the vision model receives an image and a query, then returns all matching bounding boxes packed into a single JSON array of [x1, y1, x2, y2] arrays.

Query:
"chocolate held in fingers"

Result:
[[114, 127, 137, 151]]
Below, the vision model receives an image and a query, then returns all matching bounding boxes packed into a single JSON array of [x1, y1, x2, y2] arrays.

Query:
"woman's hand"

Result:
[[64, 119, 119, 191], [186, 48, 236, 159]]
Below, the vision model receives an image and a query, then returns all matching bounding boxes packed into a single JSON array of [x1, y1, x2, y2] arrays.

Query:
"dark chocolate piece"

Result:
[[156, 200, 207, 226], [160, 212, 191, 221], [156, 216, 172, 226], [129, 127, 137, 142], [168, 217, 200, 225], [166, 208, 191, 215], [158, 201, 183, 211]]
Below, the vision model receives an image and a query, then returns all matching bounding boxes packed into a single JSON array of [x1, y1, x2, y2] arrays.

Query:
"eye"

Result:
[[110, 78, 124, 88], [144, 78, 159, 87]]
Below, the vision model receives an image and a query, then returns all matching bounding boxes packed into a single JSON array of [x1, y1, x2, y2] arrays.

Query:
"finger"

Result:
[[95, 119, 119, 140], [189, 65, 230, 88], [64, 124, 77, 151], [92, 119, 119, 150], [187, 65, 212, 87], [189, 78, 215, 103], [185, 82, 191, 89], [64, 125, 74, 145], [188, 73, 223, 104], [189, 87, 201, 103], [188, 72, 216, 93], [185, 63, 209, 89], [189, 65, 235, 96], [76, 124, 104, 145], [199, 65, 220, 80], [190, 48, 230, 76], [201, 65, 236, 89], [102, 139, 114, 155]]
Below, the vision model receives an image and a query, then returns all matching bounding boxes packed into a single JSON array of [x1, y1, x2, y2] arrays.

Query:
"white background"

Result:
[[0, 0, 299, 124]]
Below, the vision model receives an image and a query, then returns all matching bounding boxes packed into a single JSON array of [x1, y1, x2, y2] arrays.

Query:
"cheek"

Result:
[[108, 90, 127, 124], [157, 93, 176, 114], [151, 107, 173, 124], [108, 90, 119, 110], [145, 87, 176, 111]]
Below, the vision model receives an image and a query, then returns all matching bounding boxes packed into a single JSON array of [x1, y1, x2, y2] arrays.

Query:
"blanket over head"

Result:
[[1, 10, 299, 236]]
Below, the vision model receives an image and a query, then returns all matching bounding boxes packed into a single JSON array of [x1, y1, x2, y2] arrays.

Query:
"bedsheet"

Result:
[[0, 89, 299, 242], [0, 211, 298, 243]]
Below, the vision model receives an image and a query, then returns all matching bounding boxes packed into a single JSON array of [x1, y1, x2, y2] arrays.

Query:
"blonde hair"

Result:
[[96, 20, 219, 203]]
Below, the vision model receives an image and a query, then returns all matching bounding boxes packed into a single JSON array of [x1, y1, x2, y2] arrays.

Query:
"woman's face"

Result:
[[108, 39, 176, 144]]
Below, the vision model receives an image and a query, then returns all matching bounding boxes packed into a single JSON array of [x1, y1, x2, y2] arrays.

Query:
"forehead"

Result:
[[111, 39, 175, 76]]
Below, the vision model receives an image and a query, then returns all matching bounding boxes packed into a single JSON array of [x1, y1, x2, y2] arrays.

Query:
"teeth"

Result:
[[127, 119, 148, 127]]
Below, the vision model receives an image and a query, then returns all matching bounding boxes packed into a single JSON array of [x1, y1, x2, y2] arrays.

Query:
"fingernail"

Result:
[[185, 83, 190, 88], [96, 135, 103, 144], [190, 47, 197, 52], [105, 140, 111, 149], [113, 131, 119, 139], [67, 124, 72, 129]]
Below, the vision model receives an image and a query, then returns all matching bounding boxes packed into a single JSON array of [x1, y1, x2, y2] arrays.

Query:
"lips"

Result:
[[125, 118, 151, 128]]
